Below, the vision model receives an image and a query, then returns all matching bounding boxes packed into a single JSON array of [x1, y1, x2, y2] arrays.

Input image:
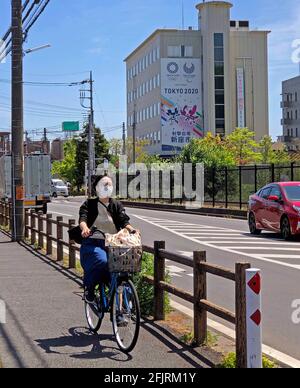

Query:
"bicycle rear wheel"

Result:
[[112, 279, 140, 353]]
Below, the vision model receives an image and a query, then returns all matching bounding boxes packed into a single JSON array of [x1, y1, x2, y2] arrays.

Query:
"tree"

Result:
[[126, 137, 150, 164], [109, 138, 123, 167], [180, 132, 236, 167], [225, 128, 261, 165], [259, 136, 290, 164], [74, 126, 109, 190], [52, 139, 77, 186], [180, 133, 237, 201]]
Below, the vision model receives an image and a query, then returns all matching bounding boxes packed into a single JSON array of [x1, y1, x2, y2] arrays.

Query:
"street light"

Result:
[[24, 44, 51, 55]]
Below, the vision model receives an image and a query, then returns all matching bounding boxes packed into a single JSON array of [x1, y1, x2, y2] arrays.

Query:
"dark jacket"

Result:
[[79, 198, 130, 231]]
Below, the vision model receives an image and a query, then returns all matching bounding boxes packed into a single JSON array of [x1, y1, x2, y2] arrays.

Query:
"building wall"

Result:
[[125, 1, 270, 156], [197, 1, 232, 136], [230, 30, 269, 140], [280, 76, 300, 150]]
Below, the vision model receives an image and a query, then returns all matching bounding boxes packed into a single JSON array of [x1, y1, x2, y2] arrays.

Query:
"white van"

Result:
[[51, 179, 69, 198]]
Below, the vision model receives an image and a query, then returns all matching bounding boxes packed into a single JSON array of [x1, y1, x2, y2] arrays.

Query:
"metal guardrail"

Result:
[[0, 201, 251, 368]]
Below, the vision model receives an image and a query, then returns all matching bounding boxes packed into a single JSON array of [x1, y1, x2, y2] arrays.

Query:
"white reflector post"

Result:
[[246, 268, 262, 368]]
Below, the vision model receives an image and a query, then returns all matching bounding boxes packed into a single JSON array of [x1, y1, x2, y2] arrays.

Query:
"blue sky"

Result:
[[1, 0, 300, 141]]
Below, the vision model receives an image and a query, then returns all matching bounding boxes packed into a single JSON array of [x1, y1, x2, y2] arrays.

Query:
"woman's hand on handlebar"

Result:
[[80, 222, 91, 238]]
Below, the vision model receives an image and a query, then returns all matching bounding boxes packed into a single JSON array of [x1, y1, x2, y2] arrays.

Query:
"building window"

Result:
[[215, 90, 225, 104], [214, 48, 224, 62], [214, 33, 225, 136], [168, 45, 181, 57], [214, 33, 224, 47], [295, 92, 298, 102], [215, 62, 224, 76], [185, 46, 193, 57], [215, 77, 224, 90]]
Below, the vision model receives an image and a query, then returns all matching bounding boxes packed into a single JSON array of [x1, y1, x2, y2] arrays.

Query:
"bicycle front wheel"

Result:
[[112, 279, 140, 353]]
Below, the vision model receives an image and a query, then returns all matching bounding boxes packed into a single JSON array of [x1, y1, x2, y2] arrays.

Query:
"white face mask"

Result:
[[96, 183, 113, 199]]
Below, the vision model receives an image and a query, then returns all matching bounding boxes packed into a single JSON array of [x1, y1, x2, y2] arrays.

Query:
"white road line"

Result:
[[209, 241, 298, 245], [170, 300, 300, 368], [166, 265, 186, 274], [50, 211, 74, 218], [252, 254, 300, 259], [134, 215, 300, 271], [225, 247, 300, 251], [188, 233, 243, 237]]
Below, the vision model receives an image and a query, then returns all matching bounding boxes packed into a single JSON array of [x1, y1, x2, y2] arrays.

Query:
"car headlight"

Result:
[[293, 206, 300, 213]]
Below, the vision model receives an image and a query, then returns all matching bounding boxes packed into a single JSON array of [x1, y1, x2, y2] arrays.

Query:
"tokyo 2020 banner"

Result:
[[161, 58, 204, 153]]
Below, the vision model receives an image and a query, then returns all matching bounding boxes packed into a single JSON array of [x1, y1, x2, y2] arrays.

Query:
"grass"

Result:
[[180, 330, 219, 347], [217, 352, 277, 369]]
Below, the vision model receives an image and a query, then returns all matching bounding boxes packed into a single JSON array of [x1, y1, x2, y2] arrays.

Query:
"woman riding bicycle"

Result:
[[79, 175, 137, 304]]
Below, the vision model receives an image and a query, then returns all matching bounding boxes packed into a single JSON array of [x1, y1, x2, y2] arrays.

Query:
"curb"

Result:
[[121, 201, 248, 220]]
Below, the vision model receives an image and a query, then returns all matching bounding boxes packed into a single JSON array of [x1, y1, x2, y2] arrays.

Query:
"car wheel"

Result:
[[281, 216, 292, 241], [52, 192, 57, 198], [249, 213, 262, 235]]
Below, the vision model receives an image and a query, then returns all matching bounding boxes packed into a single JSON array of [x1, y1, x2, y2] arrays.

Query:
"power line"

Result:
[[0, 0, 51, 60]]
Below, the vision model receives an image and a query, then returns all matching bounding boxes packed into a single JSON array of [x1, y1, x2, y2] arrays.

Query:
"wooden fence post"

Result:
[[193, 251, 207, 346], [154, 241, 166, 321], [24, 210, 29, 239], [68, 219, 76, 269], [9, 203, 12, 231], [4, 203, 9, 228], [38, 212, 44, 249], [46, 214, 53, 256], [0, 202, 3, 226], [31, 211, 36, 246], [236, 262, 251, 369], [56, 216, 63, 262]]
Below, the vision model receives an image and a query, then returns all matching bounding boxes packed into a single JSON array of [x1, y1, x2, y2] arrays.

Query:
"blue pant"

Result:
[[80, 238, 110, 293]]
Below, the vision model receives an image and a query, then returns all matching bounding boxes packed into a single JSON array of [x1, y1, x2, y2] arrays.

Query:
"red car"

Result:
[[248, 182, 300, 240]]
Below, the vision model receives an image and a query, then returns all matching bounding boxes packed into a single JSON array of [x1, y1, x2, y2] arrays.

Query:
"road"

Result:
[[48, 197, 300, 364]]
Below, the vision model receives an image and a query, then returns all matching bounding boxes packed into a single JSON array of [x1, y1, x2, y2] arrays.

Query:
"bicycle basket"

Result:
[[107, 246, 143, 273]]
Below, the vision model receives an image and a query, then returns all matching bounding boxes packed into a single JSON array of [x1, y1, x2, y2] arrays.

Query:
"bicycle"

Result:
[[83, 229, 142, 354]]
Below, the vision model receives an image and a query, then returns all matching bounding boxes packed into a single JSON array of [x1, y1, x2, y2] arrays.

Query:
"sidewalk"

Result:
[[0, 232, 209, 368]]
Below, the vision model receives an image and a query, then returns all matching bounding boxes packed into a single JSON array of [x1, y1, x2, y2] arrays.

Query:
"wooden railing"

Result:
[[142, 241, 251, 368], [0, 201, 251, 368]]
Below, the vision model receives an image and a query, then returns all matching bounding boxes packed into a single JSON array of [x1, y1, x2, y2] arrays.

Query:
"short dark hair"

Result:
[[92, 174, 111, 192]]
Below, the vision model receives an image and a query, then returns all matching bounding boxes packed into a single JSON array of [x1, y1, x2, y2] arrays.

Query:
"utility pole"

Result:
[[89, 71, 95, 197], [79, 71, 95, 198], [11, 0, 24, 242], [43, 127, 48, 154], [122, 122, 126, 155]]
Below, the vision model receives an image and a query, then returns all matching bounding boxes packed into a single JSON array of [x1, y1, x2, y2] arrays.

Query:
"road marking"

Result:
[[134, 215, 300, 271], [170, 300, 300, 368], [166, 265, 186, 274], [50, 211, 74, 218], [208, 240, 299, 245], [225, 247, 300, 251]]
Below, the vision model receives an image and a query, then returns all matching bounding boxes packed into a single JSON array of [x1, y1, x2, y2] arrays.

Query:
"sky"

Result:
[[1, 0, 300, 141]]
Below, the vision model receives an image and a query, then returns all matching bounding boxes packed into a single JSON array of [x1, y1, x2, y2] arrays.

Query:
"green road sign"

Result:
[[62, 121, 80, 132]]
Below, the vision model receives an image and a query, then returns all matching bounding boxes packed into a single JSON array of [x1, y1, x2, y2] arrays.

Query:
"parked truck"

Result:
[[0, 154, 51, 214]]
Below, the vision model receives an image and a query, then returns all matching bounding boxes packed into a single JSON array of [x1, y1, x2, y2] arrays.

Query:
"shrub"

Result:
[[133, 252, 171, 317], [217, 352, 277, 369]]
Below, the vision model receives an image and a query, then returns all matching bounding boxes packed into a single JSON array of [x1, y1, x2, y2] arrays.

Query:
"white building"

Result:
[[278, 76, 300, 151], [125, 1, 270, 156]]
